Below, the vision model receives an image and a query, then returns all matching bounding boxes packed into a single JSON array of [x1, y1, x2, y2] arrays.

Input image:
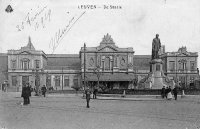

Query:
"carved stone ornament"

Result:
[[120, 57, 126, 66], [89, 58, 94, 66]]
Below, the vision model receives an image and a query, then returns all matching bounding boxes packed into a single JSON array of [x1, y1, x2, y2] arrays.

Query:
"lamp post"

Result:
[[62, 67, 64, 91], [84, 43, 86, 91], [32, 69, 40, 96], [93, 65, 101, 89]]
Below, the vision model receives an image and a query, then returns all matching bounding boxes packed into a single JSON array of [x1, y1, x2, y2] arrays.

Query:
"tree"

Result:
[[93, 65, 103, 90]]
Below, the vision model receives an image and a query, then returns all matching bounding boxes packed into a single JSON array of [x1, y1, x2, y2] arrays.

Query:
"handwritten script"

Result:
[[16, 6, 51, 31], [49, 11, 86, 54]]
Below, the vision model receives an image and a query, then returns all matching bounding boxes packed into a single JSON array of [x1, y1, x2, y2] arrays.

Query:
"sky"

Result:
[[0, 0, 200, 67]]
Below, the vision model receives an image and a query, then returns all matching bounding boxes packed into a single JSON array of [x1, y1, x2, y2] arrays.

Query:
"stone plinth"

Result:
[[151, 59, 167, 89]]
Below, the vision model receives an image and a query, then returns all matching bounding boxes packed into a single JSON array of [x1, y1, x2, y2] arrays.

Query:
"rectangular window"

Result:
[[55, 76, 60, 86], [35, 60, 40, 68], [183, 63, 187, 70], [21, 59, 30, 70], [190, 76, 195, 83], [64, 76, 69, 87], [179, 62, 182, 70], [46, 75, 51, 87], [22, 61, 29, 70], [11, 60, 16, 69], [12, 76, 17, 86], [24, 61, 28, 70], [169, 61, 175, 71], [190, 61, 195, 71], [73, 78, 78, 87], [179, 62, 186, 71], [156, 65, 160, 71]]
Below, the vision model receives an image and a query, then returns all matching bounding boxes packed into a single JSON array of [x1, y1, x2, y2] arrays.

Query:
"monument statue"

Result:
[[152, 34, 161, 60]]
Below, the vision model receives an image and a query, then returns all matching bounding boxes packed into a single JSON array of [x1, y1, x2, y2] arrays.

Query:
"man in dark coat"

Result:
[[93, 87, 98, 99], [26, 83, 31, 104], [165, 87, 169, 99], [21, 85, 28, 105], [27, 83, 32, 104], [173, 87, 178, 100], [161, 86, 165, 99], [41, 85, 47, 97], [85, 87, 91, 108]]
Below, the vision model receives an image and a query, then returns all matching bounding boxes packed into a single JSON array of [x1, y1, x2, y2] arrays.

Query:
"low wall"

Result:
[[99, 89, 200, 95]]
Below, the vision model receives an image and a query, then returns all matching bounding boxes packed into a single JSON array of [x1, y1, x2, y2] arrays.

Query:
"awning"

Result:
[[84, 73, 136, 82]]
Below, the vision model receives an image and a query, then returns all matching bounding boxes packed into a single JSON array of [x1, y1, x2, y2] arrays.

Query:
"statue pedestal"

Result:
[[151, 59, 166, 89]]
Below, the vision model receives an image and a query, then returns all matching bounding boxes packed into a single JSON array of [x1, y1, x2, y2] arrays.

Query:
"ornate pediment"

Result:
[[98, 46, 118, 52], [176, 46, 191, 56], [97, 33, 119, 52], [19, 51, 32, 55], [177, 52, 190, 56], [100, 33, 115, 44], [178, 59, 187, 63]]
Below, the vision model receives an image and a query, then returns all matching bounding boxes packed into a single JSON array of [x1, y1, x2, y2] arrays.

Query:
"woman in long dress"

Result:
[[167, 86, 173, 100]]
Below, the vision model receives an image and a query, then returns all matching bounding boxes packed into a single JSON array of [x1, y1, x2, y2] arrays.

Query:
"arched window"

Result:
[[105, 57, 110, 70], [11, 60, 16, 69], [21, 58, 30, 70]]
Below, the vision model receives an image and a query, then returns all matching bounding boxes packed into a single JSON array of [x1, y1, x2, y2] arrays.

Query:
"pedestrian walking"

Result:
[[27, 83, 31, 104], [93, 87, 98, 99], [41, 85, 47, 97], [161, 86, 165, 99], [85, 87, 91, 108], [21, 85, 29, 105], [173, 87, 178, 100]]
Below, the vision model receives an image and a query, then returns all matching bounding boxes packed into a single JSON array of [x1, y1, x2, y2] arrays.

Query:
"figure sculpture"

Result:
[[152, 34, 161, 60]]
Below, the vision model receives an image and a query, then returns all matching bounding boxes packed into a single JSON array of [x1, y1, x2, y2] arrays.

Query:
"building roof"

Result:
[[20, 36, 35, 51], [161, 46, 198, 57], [45, 66, 80, 70], [0, 54, 8, 71], [7, 36, 46, 58], [133, 55, 151, 70], [47, 54, 79, 58], [0, 53, 7, 56], [80, 33, 134, 53], [47, 54, 80, 69]]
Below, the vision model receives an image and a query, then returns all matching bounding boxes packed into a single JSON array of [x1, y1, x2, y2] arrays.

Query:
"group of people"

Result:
[[21, 84, 47, 105], [161, 86, 178, 100]]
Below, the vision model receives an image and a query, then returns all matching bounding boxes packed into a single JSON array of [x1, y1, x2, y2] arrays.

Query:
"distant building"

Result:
[[45, 54, 80, 90], [161, 46, 199, 89], [0, 53, 8, 90], [7, 37, 48, 91], [79, 33, 136, 89], [4, 37, 81, 92], [0, 35, 199, 91]]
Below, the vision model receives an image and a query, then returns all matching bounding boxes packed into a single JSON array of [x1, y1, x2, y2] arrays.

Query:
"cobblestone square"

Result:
[[0, 92, 200, 129]]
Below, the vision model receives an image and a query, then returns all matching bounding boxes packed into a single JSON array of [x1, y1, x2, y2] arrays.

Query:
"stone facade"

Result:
[[80, 33, 136, 89], [161, 46, 198, 89], [0, 53, 8, 90], [0, 35, 199, 91], [45, 54, 81, 90], [7, 37, 48, 91], [5, 37, 81, 92]]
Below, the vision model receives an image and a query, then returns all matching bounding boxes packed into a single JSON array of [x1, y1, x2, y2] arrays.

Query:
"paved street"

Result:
[[0, 92, 200, 129]]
